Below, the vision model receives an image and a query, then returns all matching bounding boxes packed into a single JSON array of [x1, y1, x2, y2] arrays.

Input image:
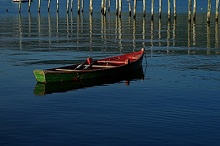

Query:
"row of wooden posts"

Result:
[[19, 0, 219, 22]]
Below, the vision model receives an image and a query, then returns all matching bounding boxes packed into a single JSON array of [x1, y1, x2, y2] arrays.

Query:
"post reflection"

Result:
[[18, 13, 22, 50], [15, 12, 220, 55], [89, 14, 93, 51]]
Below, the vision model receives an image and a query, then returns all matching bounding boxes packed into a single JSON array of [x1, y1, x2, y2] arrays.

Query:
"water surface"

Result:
[[0, 0, 220, 145]]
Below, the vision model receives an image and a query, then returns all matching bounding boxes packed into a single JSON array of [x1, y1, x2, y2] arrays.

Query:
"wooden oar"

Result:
[[83, 61, 97, 70], [74, 61, 87, 70]]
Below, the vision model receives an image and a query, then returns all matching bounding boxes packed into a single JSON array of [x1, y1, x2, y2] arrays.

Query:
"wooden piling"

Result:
[[101, 0, 106, 15], [119, 0, 122, 17], [90, 0, 93, 15], [78, 0, 81, 14], [151, 0, 154, 20], [168, 0, 171, 21], [66, 0, 69, 13], [71, 0, 73, 12], [48, 0, 51, 12], [133, 0, 137, 18], [159, 0, 162, 18], [216, 0, 219, 21], [28, 0, 31, 12], [207, 0, 211, 23], [188, 0, 192, 22], [56, 0, 59, 12], [128, 0, 132, 17], [81, 0, 84, 12], [143, 0, 146, 17], [38, 0, 41, 12], [116, 0, 118, 16], [193, 0, 196, 21], [18, 0, 21, 13], [173, 0, 177, 19], [108, 0, 111, 12]]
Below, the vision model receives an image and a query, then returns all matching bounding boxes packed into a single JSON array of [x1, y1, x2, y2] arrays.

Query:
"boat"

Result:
[[33, 48, 145, 83], [34, 66, 144, 96]]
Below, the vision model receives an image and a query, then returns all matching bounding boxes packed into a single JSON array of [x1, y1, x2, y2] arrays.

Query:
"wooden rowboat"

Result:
[[34, 66, 144, 95], [33, 48, 145, 83]]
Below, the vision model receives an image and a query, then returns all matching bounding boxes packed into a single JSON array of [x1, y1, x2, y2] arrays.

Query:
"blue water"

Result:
[[1, 0, 220, 145]]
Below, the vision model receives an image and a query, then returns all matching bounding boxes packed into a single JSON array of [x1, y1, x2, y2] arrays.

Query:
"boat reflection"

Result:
[[34, 66, 145, 96]]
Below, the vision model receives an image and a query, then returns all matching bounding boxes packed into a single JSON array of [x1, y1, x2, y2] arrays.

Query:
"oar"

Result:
[[74, 61, 87, 70], [83, 61, 97, 70]]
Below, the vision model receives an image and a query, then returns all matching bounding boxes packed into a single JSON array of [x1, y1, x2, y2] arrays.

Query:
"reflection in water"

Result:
[[14, 12, 220, 54], [34, 66, 145, 96]]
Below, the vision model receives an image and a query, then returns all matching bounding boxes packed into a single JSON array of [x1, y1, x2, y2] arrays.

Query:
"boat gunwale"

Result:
[[41, 48, 145, 73]]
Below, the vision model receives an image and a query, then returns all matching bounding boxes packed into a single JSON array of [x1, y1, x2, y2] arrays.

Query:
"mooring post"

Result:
[[143, 0, 146, 17], [66, 0, 69, 13], [168, 0, 171, 21], [71, 0, 73, 12], [151, 0, 154, 20], [90, 0, 93, 15], [28, 0, 31, 12], [81, 0, 84, 12], [101, 0, 106, 15], [78, 0, 81, 14], [48, 0, 51, 12], [216, 0, 219, 21], [207, 0, 211, 23], [38, 0, 41, 12], [128, 0, 132, 17], [56, 0, 59, 12], [159, 0, 162, 18], [193, 0, 196, 21], [116, 0, 118, 16], [173, 0, 177, 19], [18, 0, 21, 13], [108, 0, 111, 11], [133, 0, 137, 18], [101, 0, 104, 13], [188, 0, 192, 22], [119, 0, 122, 17]]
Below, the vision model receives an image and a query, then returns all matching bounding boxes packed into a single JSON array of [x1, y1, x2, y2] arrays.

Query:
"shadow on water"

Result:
[[34, 66, 145, 96]]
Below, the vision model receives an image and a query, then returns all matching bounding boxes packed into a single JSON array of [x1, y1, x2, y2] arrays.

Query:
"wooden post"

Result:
[[116, 0, 119, 16], [168, 0, 171, 21], [56, 0, 59, 12], [108, 0, 111, 11], [173, 0, 177, 19], [90, 0, 93, 15], [207, 0, 211, 23], [71, 0, 73, 12], [216, 0, 219, 21], [28, 0, 31, 12], [81, 0, 84, 12], [78, 0, 81, 14], [66, 0, 69, 13], [128, 0, 132, 17], [18, 0, 21, 13], [151, 0, 154, 20], [119, 0, 122, 17], [159, 0, 162, 18], [101, 0, 106, 15], [101, 0, 104, 13], [143, 0, 146, 17], [193, 0, 196, 21], [48, 0, 51, 12], [188, 0, 192, 22], [133, 0, 137, 18], [38, 0, 41, 12]]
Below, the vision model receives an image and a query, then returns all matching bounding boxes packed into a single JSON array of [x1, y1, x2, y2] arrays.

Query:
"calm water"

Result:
[[1, 0, 220, 145]]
